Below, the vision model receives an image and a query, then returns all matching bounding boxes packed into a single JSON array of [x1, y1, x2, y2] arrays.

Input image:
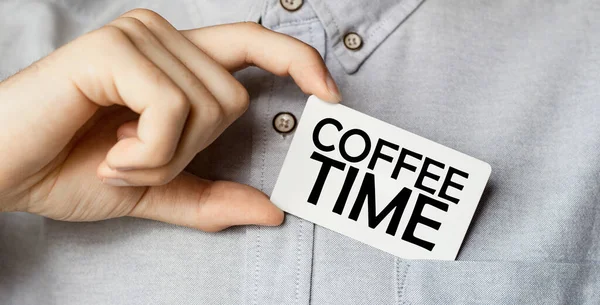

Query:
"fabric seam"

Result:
[[396, 259, 411, 305], [294, 22, 314, 305], [251, 227, 261, 305], [311, 0, 340, 47], [294, 220, 304, 304], [271, 17, 320, 30], [252, 76, 275, 305]]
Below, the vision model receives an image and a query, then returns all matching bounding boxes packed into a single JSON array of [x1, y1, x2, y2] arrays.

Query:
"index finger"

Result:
[[180, 22, 342, 102]]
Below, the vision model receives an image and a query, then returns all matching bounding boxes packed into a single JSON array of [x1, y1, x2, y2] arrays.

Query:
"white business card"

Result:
[[271, 96, 491, 260]]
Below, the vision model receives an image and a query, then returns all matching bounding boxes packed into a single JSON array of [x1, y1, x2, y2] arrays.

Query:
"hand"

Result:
[[0, 9, 341, 231]]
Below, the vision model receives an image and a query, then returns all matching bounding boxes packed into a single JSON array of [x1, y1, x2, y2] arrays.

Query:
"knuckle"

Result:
[[210, 106, 226, 126], [199, 104, 224, 127], [94, 26, 130, 46], [112, 16, 148, 36], [230, 84, 250, 116], [148, 169, 176, 186], [165, 87, 191, 115], [122, 8, 163, 24], [118, 16, 145, 28], [106, 17, 155, 47], [145, 150, 173, 168], [193, 183, 227, 232]]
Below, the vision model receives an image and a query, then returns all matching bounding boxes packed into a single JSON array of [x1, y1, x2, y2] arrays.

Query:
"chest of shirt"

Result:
[[1, 0, 599, 304]]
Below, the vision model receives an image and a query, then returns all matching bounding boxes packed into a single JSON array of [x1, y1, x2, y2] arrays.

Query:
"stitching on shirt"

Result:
[[363, 0, 421, 43], [322, 0, 424, 73], [364, 17, 390, 43], [270, 17, 320, 30], [316, 0, 341, 39], [395, 258, 400, 304], [364, 0, 424, 51], [294, 220, 304, 304], [345, 1, 407, 63], [317, 0, 344, 55], [317, 0, 355, 71], [293, 23, 314, 305], [306, 21, 320, 303], [251, 227, 261, 305], [259, 64, 276, 197], [253, 75, 275, 305], [396, 258, 411, 305]]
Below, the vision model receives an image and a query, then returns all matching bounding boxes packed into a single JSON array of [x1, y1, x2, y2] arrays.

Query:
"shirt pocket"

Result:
[[399, 260, 599, 305]]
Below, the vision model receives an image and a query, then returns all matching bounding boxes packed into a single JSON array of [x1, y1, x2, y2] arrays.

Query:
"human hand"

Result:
[[0, 9, 341, 231]]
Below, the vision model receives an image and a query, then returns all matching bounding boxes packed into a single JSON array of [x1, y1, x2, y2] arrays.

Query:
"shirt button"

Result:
[[280, 0, 303, 12], [273, 112, 297, 134], [343, 32, 363, 50]]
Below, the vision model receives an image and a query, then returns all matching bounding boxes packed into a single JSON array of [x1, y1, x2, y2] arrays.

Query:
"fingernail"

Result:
[[325, 71, 342, 102], [102, 178, 131, 187]]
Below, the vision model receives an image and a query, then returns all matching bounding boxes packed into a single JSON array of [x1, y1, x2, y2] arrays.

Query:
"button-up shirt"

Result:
[[1, 0, 599, 304]]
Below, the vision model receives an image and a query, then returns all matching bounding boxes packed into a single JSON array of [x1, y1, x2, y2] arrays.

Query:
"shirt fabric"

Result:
[[1, 0, 599, 304]]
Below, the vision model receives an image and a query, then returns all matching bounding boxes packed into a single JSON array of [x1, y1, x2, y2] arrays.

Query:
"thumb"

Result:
[[128, 172, 284, 231]]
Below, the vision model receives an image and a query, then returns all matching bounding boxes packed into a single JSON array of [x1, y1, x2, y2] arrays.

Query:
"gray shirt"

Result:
[[1, 0, 599, 304]]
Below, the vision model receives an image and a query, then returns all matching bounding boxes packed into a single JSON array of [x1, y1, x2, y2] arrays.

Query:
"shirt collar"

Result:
[[308, 0, 424, 74]]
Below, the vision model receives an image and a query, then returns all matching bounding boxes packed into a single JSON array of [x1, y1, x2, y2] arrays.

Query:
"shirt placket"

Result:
[[243, 1, 326, 304]]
